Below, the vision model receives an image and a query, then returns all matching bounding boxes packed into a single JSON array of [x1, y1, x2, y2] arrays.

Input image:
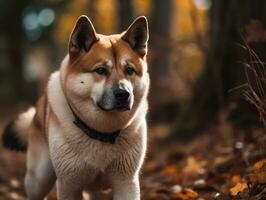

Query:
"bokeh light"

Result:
[[23, 7, 55, 41], [38, 8, 55, 27], [193, 0, 211, 10]]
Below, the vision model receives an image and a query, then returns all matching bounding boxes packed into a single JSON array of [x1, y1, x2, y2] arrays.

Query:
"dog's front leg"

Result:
[[57, 179, 82, 200], [112, 176, 140, 200]]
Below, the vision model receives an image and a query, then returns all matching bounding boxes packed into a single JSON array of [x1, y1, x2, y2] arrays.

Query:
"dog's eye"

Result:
[[125, 66, 135, 76], [94, 67, 108, 76]]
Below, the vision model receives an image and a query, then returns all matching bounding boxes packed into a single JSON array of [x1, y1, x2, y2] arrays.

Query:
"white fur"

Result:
[[67, 73, 94, 97], [105, 59, 113, 68], [66, 73, 105, 104], [91, 80, 106, 103]]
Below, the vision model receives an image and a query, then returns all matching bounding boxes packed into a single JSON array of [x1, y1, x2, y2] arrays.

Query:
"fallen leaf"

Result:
[[252, 159, 266, 172], [183, 156, 206, 175], [230, 182, 248, 196], [163, 165, 177, 177], [231, 175, 241, 186], [248, 170, 266, 184], [173, 188, 198, 200]]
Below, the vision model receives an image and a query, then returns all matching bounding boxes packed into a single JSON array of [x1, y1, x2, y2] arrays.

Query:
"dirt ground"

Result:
[[0, 108, 266, 200]]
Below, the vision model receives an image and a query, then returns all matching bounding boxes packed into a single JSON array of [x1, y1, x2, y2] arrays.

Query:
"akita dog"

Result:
[[2, 15, 149, 200]]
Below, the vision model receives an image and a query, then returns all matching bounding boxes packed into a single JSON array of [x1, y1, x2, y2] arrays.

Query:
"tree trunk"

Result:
[[0, 0, 29, 105], [87, 0, 97, 25], [149, 0, 174, 122], [117, 0, 134, 31]]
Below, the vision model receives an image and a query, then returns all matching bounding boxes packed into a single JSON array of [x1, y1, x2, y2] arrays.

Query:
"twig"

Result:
[[240, 36, 266, 128]]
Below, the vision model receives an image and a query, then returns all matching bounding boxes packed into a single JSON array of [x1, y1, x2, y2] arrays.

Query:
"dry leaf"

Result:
[[173, 188, 198, 200], [163, 165, 177, 177], [230, 182, 248, 196], [248, 158, 266, 184], [252, 159, 266, 172], [183, 156, 206, 175], [231, 175, 241, 186], [248, 170, 266, 184]]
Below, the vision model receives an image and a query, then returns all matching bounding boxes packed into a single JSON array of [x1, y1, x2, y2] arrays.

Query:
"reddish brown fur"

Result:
[[67, 34, 144, 78]]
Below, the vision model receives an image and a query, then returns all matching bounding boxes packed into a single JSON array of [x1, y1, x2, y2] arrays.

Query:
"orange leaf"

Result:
[[230, 182, 248, 196], [248, 170, 266, 184], [164, 165, 177, 177], [173, 188, 198, 200], [183, 156, 206, 175], [231, 175, 241, 186], [252, 159, 266, 172]]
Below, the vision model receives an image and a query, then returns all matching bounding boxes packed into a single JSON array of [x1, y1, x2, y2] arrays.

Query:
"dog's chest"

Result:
[[48, 119, 121, 174]]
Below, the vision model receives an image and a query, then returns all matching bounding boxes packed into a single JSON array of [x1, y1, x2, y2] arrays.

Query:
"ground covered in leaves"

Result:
[[0, 110, 266, 200]]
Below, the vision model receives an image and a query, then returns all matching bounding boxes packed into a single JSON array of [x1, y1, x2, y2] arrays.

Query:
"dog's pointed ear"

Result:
[[69, 15, 98, 59], [122, 16, 149, 58]]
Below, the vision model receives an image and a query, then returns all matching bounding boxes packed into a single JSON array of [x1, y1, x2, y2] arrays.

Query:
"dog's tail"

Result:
[[2, 107, 36, 152]]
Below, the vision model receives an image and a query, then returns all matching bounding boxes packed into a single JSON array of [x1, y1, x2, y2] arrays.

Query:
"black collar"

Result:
[[69, 104, 121, 144]]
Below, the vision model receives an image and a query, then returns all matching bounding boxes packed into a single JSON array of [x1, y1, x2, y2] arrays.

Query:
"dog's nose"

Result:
[[114, 89, 130, 103]]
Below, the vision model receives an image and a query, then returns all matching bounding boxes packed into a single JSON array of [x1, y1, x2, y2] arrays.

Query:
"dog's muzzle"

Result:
[[97, 84, 133, 111]]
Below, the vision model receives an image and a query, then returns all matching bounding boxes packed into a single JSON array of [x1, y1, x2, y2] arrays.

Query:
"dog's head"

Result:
[[61, 15, 149, 130]]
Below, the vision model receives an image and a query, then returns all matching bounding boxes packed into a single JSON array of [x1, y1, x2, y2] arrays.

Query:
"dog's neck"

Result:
[[66, 99, 121, 144]]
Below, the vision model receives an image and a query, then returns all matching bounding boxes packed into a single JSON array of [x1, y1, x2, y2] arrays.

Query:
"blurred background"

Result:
[[1, 0, 266, 199], [1, 0, 265, 135]]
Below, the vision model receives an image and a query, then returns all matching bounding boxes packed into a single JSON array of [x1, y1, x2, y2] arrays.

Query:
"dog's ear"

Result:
[[122, 16, 149, 58], [69, 15, 98, 60]]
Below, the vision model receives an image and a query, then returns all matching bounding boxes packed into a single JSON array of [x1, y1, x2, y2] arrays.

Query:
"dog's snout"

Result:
[[114, 89, 130, 102], [97, 84, 133, 111]]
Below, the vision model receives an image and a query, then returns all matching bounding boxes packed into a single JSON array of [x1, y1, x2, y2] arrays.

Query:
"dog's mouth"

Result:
[[97, 102, 131, 112]]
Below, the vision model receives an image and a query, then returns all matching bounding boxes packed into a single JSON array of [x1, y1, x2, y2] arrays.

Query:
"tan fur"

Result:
[[13, 107, 36, 146], [12, 16, 149, 200]]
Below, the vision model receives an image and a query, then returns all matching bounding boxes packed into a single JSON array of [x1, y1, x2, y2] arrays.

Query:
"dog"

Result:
[[2, 15, 149, 200]]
